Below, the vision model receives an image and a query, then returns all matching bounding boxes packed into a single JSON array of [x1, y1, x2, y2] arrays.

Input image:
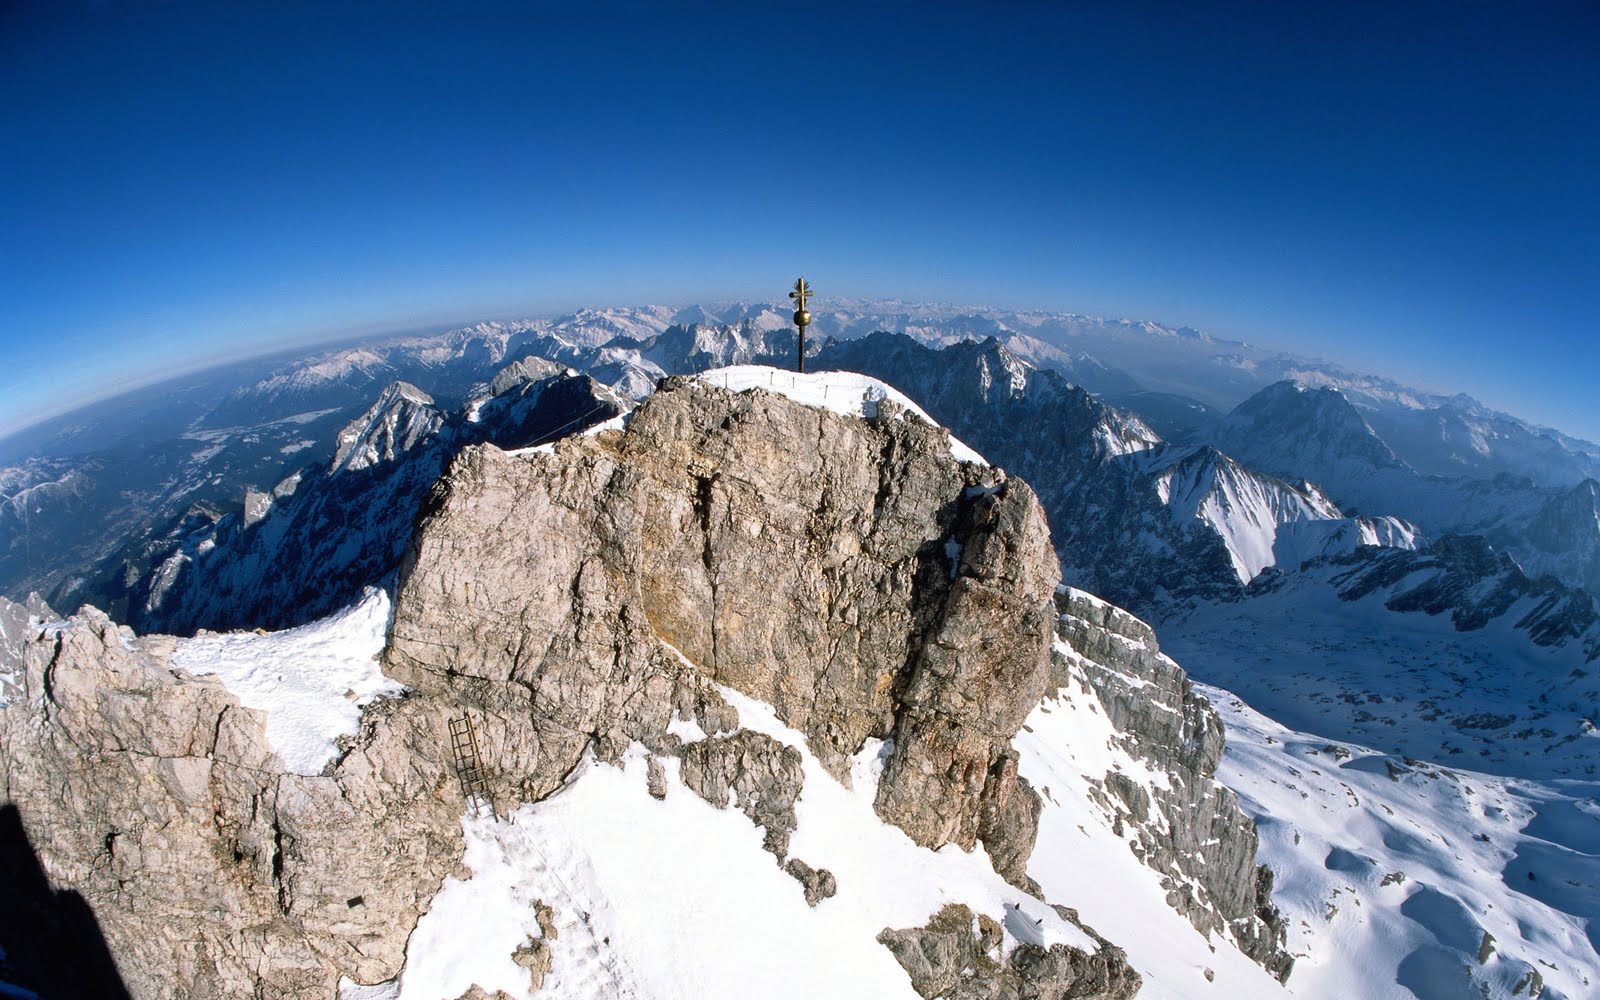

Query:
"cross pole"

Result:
[[789, 277, 813, 374]]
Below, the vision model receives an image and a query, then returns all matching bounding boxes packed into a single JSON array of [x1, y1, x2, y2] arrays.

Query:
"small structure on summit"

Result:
[[789, 276, 813, 373]]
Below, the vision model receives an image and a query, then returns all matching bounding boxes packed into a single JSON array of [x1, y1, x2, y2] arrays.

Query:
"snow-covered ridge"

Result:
[[696, 365, 989, 465], [1121, 443, 1422, 586], [171, 587, 403, 775], [374, 645, 1288, 1000], [329, 382, 444, 475]]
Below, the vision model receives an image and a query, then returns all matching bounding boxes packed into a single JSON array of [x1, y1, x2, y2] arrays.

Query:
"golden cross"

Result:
[[789, 277, 813, 373], [789, 277, 813, 312]]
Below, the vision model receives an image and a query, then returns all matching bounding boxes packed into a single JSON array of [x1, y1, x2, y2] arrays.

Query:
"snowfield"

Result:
[[1208, 686, 1598, 1000], [171, 587, 403, 775], [351, 645, 1290, 1000], [172, 587, 1595, 1000]]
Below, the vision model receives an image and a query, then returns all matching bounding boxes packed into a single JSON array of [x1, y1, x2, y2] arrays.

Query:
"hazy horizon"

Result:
[[6, 295, 1599, 457], [4, 2, 1595, 441]]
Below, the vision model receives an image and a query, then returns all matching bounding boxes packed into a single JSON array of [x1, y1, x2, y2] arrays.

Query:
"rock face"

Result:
[[76, 365, 629, 636], [679, 730, 805, 856], [384, 374, 1060, 879], [1056, 588, 1293, 981], [0, 609, 464, 998], [0, 591, 53, 702], [0, 372, 1294, 996], [877, 903, 1141, 1000]]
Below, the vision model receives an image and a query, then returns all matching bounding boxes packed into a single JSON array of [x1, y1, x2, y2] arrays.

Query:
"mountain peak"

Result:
[[1213, 379, 1407, 493], [328, 380, 443, 475]]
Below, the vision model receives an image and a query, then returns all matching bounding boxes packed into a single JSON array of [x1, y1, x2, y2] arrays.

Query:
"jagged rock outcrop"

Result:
[[0, 371, 1294, 996], [74, 363, 630, 636], [877, 902, 1141, 999], [1056, 588, 1294, 981], [0, 591, 53, 701], [384, 374, 1060, 880], [783, 858, 838, 906], [679, 730, 805, 856], [329, 381, 446, 475], [0, 609, 464, 998]]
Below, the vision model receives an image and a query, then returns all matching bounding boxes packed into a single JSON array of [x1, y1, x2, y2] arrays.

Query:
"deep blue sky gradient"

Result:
[[2, 1, 1597, 439]]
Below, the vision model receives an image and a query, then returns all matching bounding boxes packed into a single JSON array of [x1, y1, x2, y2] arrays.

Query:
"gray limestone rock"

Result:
[[0, 372, 1294, 995], [783, 858, 838, 907], [878, 903, 1141, 1000], [512, 935, 553, 992], [383, 375, 1060, 878], [679, 730, 804, 856], [646, 756, 668, 799], [0, 608, 463, 998], [1056, 588, 1293, 981]]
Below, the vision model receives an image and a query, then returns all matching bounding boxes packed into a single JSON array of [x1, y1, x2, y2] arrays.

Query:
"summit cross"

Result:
[[789, 277, 813, 374]]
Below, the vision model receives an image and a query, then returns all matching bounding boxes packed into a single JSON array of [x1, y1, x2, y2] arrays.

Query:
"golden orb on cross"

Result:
[[789, 277, 813, 328], [789, 276, 814, 373]]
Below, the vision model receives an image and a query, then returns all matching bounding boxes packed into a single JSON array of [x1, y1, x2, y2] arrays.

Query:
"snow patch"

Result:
[[171, 588, 402, 775], [697, 365, 988, 465]]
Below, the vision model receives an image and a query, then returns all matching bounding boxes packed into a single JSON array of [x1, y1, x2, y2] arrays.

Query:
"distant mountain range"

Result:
[[3, 301, 1596, 774], [1, 300, 1596, 999]]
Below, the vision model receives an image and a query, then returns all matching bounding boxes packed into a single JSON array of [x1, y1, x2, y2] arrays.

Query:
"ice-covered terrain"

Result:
[[1160, 554, 1600, 781]]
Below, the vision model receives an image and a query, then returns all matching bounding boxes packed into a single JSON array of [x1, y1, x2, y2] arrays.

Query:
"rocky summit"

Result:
[[1, 371, 1292, 998], [386, 374, 1058, 875]]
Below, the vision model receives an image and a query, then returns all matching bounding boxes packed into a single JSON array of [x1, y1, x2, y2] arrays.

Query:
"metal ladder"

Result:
[[447, 714, 495, 819]]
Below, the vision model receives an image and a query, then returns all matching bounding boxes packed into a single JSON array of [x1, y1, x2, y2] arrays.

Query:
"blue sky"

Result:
[[3, 1, 1597, 440]]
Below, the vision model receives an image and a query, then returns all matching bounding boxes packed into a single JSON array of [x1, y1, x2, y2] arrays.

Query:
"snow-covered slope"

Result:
[[1139, 445, 1353, 584], [1199, 381, 1600, 600], [329, 382, 445, 475], [171, 587, 400, 774], [1210, 380, 1412, 510], [1160, 540, 1600, 780], [341, 627, 1291, 1000], [260, 572, 1593, 1000], [1210, 688, 1598, 1000]]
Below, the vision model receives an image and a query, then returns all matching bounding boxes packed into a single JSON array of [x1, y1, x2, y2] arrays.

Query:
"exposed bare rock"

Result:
[[646, 755, 668, 799], [783, 858, 838, 906], [0, 375, 1069, 996], [383, 375, 1060, 873], [878, 902, 1141, 1000], [0, 608, 463, 998], [512, 935, 553, 992], [679, 730, 804, 856], [1056, 588, 1293, 981]]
